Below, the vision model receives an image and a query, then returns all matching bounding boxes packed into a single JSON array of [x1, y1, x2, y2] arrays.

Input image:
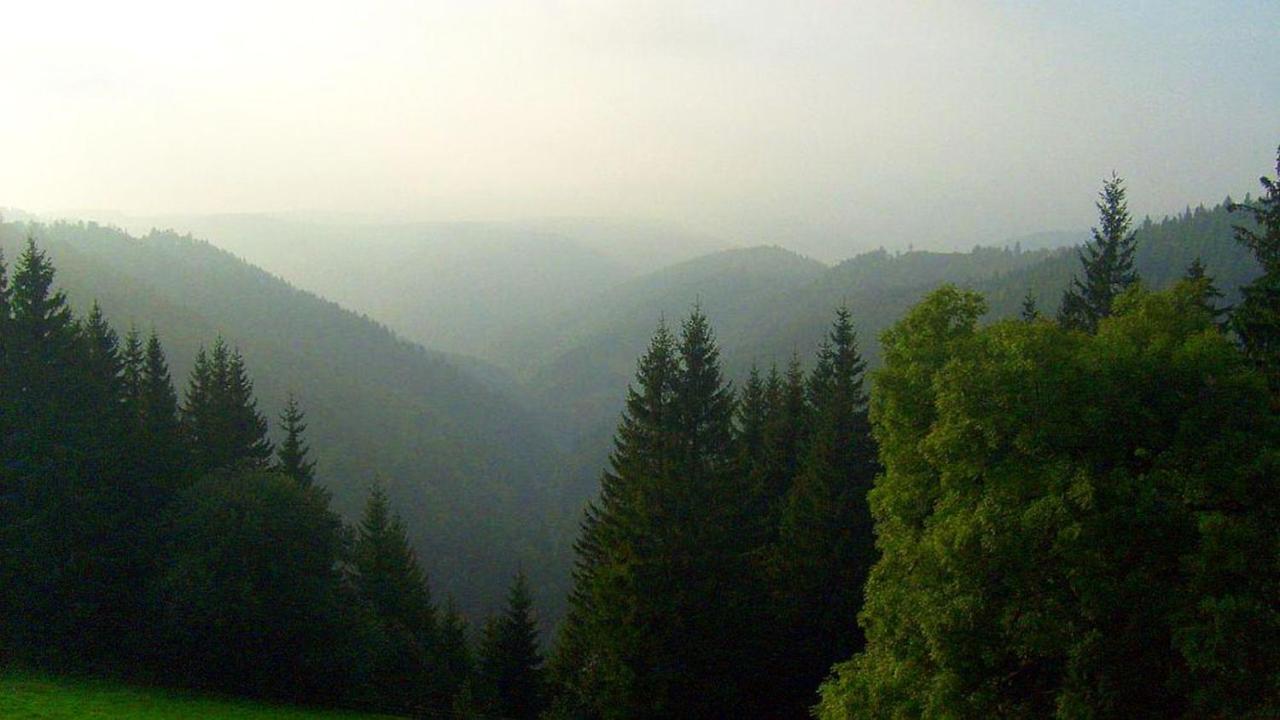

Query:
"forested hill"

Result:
[[523, 200, 1261, 514], [0, 220, 565, 618]]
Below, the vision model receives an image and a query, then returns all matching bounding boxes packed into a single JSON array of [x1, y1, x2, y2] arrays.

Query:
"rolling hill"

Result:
[[0, 220, 566, 621]]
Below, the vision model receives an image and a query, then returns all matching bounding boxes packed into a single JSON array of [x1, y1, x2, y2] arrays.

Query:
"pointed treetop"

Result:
[[276, 392, 317, 488]]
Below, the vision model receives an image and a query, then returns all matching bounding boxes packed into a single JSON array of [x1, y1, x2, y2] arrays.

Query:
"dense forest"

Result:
[[0, 239, 545, 716], [2, 147, 1278, 718]]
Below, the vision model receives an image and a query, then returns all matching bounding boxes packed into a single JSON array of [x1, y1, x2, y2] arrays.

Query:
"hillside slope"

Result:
[[526, 201, 1262, 514], [0, 220, 564, 619]]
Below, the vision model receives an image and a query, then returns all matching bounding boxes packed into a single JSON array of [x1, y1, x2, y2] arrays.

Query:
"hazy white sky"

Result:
[[3, 0, 1277, 253]]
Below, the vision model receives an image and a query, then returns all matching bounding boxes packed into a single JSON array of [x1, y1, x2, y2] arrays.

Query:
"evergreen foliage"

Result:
[[1059, 174, 1139, 330], [0, 242, 495, 715], [771, 307, 878, 715], [1230, 146, 1280, 402], [353, 481, 439, 709], [551, 309, 763, 718], [478, 571, 545, 719], [276, 393, 317, 488], [1020, 288, 1040, 321], [182, 338, 273, 473]]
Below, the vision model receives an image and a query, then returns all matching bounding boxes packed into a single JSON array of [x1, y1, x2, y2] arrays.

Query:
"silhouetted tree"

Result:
[[1059, 174, 1139, 330]]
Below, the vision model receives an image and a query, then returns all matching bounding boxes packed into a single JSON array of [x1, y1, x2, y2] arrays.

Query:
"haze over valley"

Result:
[[3, 2, 1279, 718]]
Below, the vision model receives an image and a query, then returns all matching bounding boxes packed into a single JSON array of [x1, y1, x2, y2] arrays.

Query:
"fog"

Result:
[[3, 1, 1278, 258]]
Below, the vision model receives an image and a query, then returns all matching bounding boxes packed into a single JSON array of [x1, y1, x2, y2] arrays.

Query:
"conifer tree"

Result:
[[10, 239, 79, 439], [121, 327, 145, 424], [1059, 173, 1139, 331], [139, 331, 185, 490], [757, 355, 809, 524], [223, 346, 274, 467], [551, 319, 679, 718], [182, 338, 273, 473], [437, 597, 474, 706], [478, 570, 545, 719], [551, 310, 759, 719], [354, 481, 438, 708], [0, 250, 11, 453], [276, 392, 317, 488], [736, 364, 768, 473], [1183, 257, 1227, 324], [773, 306, 878, 716], [1230, 146, 1280, 401], [1021, 289, 1041, 321], [78, 303, 126, 440], [2, 240, 98, 658]]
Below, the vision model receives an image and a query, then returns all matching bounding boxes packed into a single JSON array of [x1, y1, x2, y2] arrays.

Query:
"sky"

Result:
[[2, 0, 1278, 257]]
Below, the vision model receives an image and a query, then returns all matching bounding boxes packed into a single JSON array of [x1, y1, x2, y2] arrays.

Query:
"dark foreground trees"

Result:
[[816, 283, 1280, 719], [548, 306, 881, 719], [0, 240, 546, 716]]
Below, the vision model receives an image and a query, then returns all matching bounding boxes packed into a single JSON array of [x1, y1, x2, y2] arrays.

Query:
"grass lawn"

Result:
[[0, 672, 399, 719]]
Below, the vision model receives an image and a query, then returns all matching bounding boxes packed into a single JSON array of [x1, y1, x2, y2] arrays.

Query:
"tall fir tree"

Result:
[[182, 338, 273, 473], [551, 318, 680, 719], [1230, 145, 1280, 402], [1183, 257, 1228, 325], [1059, 173, 1139, 331], [138, 331, 186, 491], [354, 481, 438, 709], [276, 392, 317, 488], [1021, 289, 1041, 321], [121, 327, 145, 426], [2, 240, 100, 659], [772, 306, 878, 717], [437, 596, 474, 707], [551, 309, 761, 719], [478, 570, 545, 719], [0, 249, 12, 457]]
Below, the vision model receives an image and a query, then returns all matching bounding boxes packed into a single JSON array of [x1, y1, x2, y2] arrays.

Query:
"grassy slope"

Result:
[[0, 673, 397, 720]]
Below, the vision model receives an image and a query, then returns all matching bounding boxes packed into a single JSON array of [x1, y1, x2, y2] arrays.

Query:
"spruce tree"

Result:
[[551, 310, 759, 718], [1021, 289, 1041, 321], [354, 481, 438, 708], [223, 345, 274, 468], [773, 306, 878, 717], [3, 240, 97, 659], [479, 570, 545, 719], [1230, 146, 1280, 401], [121, 327, 145, 425], [276, 392, 317, 488], [182, 338, 273, 473], [139, 331, 186, 490], [1059, 173, 1139, 331], [551, 319, 680, 718], [1183, 257, 1227, 324], [437, 597, 474, 706], [0, 250, 11, 455], [77, 303, 127, 452]]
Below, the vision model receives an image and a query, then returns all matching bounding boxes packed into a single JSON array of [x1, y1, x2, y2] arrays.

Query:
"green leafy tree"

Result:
[[276, 392, 317, 488], [1059, 174, 1139, 331], [818, 284, 1280, 719]]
